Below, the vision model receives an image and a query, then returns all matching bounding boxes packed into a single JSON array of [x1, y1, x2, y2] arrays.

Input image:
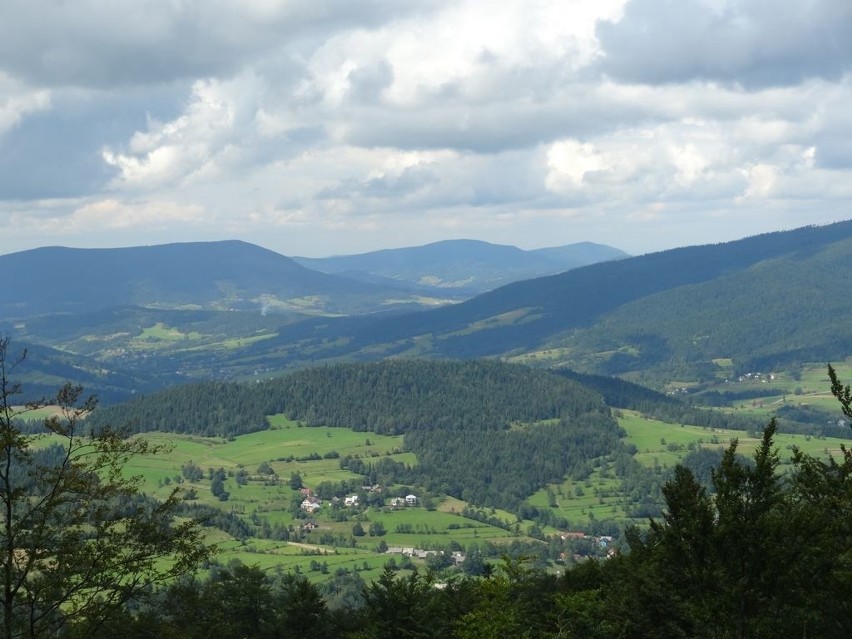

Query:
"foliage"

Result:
[[67, 403, 852, 639], [87, 380, 269, 437], [0, 337, 209, 637], [604, 415, 852, 637]]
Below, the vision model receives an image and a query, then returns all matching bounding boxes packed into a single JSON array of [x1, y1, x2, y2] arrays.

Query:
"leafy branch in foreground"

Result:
[[0, 337, 209, 638], [829, 363, 852, 423]]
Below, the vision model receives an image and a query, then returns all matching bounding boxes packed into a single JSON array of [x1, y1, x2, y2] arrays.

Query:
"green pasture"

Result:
[[619, 410, 848, 464], [128, 423, 405, 476], [129, 322, 204, 349], [215, 542, 397, 584], [124, 421, 552, 570], [528, 461, 632, 528], [524, 405, 852, 529], [703, 359, 852, 409], [182, 332, 277, 352], [356, 507, 520, 546], [10, 405, 66, 421]]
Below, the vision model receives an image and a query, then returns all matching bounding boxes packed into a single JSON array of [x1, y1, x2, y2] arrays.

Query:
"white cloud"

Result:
[[0, 73, 51, 135], [9, 199, 206, 235], [742, 163, 777, 198], [102, 72, 268, 189], [2, 0, 852, 257]]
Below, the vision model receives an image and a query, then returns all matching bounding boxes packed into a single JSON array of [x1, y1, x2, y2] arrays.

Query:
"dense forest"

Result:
[[89, 360, 606, 435], [91, 360, 625, 514]]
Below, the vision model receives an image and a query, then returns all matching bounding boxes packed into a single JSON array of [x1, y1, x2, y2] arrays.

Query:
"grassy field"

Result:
[[618, 410, 848, 466], [527, 463, 626, 529], [10, 405, 67, 421], [522, 369, 852, 532], [115, 420, 537, 576]]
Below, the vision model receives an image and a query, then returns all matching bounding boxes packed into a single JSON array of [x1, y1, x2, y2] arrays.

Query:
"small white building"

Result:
[[405, 494, 417, 506], [344, 495, 359, 507], [300, 498, 321, 513]]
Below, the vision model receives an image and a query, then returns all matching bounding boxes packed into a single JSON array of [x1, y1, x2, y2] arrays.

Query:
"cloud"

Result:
[[597, 0, 852, 87], [101, 70, 319, 190], [0, 73, 50, 135], [7, 198, 206, 237], [0, 0, 429, 89], [2, 0, 852, 258]]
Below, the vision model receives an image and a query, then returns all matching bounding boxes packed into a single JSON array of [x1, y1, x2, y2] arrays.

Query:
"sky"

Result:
[[1, 0, 851, 258]]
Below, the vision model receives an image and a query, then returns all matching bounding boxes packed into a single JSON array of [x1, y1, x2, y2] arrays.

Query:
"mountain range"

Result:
[[293, 239, 628, 296], [4, 221, 852, 399], [0, 239, 624, 318]]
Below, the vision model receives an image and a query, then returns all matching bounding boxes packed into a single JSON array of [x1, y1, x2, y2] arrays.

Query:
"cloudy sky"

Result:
[[1, 0, 851, 258]]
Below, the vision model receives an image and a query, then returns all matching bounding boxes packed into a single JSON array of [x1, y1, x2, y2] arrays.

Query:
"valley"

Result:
[[69, 356, 851, 583], [4, 223, 852, 636]]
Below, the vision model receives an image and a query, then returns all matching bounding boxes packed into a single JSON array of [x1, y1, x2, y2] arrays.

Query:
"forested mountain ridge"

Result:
[[90, 359, 608, 437], [293, 239, 628, 296], [355, 220, 852, 347], [291, 220, 852, 384], [563, 235, 852, 378], [0, 240, 442, 316]]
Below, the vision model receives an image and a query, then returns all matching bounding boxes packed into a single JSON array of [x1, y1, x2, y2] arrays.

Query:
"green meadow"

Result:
[[618, 410, 848, 467], [117, 417, 534, 574]]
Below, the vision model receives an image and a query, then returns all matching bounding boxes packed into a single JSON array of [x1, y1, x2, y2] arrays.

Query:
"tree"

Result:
[[0, 338, 209, 637], [610, 405, 852, 638]]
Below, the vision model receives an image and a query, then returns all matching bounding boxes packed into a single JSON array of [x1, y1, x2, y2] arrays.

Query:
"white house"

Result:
[[405, 494, 417, 506], [300, 498, 321, 513]]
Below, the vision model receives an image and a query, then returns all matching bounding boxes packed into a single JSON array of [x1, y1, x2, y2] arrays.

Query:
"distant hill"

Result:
[[364, 221, 852, 381], [9, 223, 852, 394], [251, 221, 852, 385], [293, 239, 628, 296], [0, 240, 445, 317], [2, 339, 161, 404]]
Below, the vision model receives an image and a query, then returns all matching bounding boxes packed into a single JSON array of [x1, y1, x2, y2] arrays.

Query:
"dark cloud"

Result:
[[0, 0, 435, 89], [597, 0, 852, 87], [0, 88, 183, 199]]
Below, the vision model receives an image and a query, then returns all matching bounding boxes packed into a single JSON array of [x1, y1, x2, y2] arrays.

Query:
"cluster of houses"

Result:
[[559, 531, 617, 560], [560, 531, 614, 547], [299, 487, 418, 513], [384, 547, 466, 564], [735, 371, 775, 383], [388, 494, 418, 507]]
